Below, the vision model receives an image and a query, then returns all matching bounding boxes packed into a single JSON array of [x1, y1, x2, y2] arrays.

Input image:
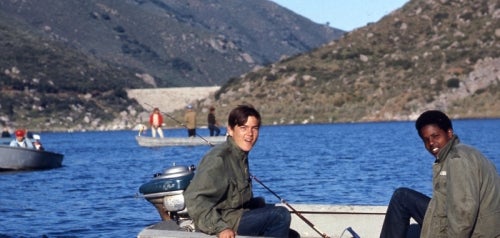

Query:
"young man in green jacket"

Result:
[[380, 110, 500, 238], [184, 104, 292, 238]]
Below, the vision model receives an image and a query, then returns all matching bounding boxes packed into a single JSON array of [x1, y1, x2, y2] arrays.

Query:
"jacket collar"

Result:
[[227, 136, 249, 160], [435, 135, 460, 163]]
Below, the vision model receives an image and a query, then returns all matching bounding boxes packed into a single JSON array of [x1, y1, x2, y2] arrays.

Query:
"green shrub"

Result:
[[171, 58, 193, 71], [388, 59, 413, 70], [113, 25, 125, 33], [446, 78, 460, 88], [433, 12, 449, 22]]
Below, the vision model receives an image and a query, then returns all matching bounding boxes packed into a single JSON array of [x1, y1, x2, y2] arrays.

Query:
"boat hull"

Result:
[[135, 136, 226, 147], [137, 165, 420, 237], [138, 204, 420, 238], [0, 145, 64, 171]]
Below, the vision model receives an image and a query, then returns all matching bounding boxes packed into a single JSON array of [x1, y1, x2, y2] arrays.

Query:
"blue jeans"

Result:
[[380, 187, 430, 238], [208, 125, 220, 136], [237, 205, 291, 238]]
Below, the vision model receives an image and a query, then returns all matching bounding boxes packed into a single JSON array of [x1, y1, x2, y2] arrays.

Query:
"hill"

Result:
[[0, 0, 342, 131], [0, 0, 342, 87], [187, 0, 499, 125], [1, 0, 498, 131], [0, 16, 149, 131]]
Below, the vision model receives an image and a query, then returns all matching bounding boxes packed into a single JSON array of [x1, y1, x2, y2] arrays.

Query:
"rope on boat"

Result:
[[340, 227, 361, 238], [251, 175, 331, 238]]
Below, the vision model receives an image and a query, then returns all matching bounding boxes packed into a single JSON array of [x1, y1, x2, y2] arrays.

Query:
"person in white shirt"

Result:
[[9, 129, 34, 149]]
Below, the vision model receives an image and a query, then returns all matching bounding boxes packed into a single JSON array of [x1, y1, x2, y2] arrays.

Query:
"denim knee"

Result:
[[275, 206, 291, 223], [392, 187, 412, 201]]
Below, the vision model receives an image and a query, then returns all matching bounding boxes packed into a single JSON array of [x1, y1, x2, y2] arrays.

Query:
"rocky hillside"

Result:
[[0, 0, 342, 131], [0, 0, 342, 87], [0, 17, 148, 132], [1, 0, 498, 132], [188, 0, 499, 125]]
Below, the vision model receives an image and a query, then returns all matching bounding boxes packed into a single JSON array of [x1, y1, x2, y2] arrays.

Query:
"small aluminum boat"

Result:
[[0, 145, 64, 171], [135, 135, 226, 147]]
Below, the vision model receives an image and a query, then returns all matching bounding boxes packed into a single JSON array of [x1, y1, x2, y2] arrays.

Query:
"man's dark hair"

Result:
[[227, 104, 261, 128], [415, 110, 453, 137]]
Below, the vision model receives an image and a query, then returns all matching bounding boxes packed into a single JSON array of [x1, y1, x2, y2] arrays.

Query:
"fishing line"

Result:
[[251, 175, 331, 238], [143, 102, 216, 147]]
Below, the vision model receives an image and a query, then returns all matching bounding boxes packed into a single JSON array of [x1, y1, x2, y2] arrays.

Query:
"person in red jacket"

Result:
[[149, 107, 164, 138]]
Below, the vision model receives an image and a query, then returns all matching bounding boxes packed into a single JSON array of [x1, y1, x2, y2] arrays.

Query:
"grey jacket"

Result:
[[421, 135, 500, 238], [9, 138, 34, 148], [184, 136, 253, 235]]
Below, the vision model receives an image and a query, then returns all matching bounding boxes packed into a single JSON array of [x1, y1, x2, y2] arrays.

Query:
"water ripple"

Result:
[[1, 120, 498, 237]]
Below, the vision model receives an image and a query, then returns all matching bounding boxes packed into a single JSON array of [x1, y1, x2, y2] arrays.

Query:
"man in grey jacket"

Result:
[[184, 104, 292, 238], [380, 110, 500, 238]]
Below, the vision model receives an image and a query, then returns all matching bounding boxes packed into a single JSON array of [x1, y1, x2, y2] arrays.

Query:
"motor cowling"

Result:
[[139, 164, 195, 221]]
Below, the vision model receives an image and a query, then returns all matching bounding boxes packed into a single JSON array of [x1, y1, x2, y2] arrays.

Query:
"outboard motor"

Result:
[[139, 164, 195, 228]]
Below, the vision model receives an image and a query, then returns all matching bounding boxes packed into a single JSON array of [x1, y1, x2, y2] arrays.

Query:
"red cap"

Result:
[[15, 129, 25, 137]]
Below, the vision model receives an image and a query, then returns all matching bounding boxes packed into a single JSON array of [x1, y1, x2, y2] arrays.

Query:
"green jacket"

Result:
[[421, 135, 500, 238], [184, 136, 253, 235]]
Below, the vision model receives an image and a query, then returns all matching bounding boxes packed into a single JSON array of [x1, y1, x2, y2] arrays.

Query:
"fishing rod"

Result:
[[251, 175, 331, 238], [143, 102, 216, 147]]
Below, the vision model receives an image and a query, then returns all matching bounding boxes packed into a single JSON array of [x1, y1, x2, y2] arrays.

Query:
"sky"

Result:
[[270, 0, 409, 31]]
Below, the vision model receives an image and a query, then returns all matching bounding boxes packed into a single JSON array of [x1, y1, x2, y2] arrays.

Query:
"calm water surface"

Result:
[[1, 119, 498, 237]]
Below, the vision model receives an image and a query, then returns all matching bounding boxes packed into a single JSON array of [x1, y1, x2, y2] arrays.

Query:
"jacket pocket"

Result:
[[227, 178, 251, 208]]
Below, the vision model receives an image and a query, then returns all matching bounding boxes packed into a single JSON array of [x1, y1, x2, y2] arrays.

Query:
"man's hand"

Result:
[[218, 228, 236, 238]]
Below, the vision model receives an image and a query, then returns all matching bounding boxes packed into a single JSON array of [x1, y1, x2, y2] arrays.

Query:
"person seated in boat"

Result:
[[137, 124, 147, 136], [149, 107, 164, 138], [184, 104, 293, 238], [1, 127, 11, 138], [184, 104, 197, 137], [9, 129, 34, 149], [207, 106, 221, 136], [32, 134, 44, 151], [379, 110, 500, 238], [33, 140, 44, 150]]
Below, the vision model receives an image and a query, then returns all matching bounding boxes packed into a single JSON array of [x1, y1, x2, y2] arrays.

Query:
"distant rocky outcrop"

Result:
[[127, 86, 220, 126]]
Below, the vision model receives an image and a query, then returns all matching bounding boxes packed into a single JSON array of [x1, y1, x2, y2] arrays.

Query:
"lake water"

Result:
[[1, 119, 498, 237]]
